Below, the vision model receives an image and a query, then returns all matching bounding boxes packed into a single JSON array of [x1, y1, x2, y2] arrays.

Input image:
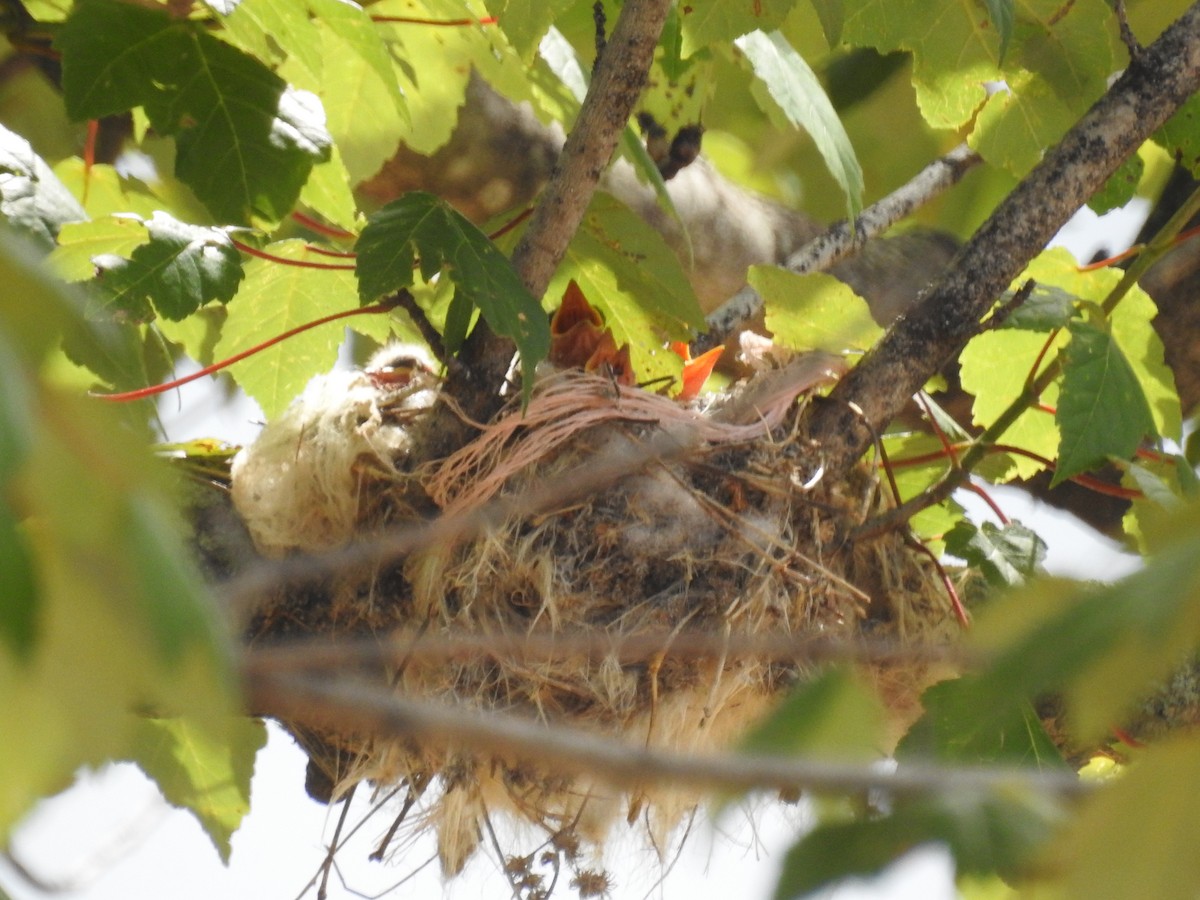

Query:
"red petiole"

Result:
[[92, 300, 396, 402], [1078, 223, 1200, 272], [290, 211, 357, 240], [369, 15, 498, 26], [231, 239, 356, 270]]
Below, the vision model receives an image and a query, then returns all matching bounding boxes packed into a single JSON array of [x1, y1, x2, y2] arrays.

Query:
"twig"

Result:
[[246, 670, 1092, 801], [803, 5, 1200, 479], [696, 143, 981, 353], [388, 289, 458, 375], [1114, 0, 1142, 60], [435, 0, 672, 454]]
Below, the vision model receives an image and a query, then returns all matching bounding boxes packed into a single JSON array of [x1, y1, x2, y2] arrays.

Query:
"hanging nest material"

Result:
[[232, 351, 959, 879]]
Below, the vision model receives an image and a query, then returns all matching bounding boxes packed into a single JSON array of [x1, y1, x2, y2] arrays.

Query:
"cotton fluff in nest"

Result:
[[230, 343, 437, 557]]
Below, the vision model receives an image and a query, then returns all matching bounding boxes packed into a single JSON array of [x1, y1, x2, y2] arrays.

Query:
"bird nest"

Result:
[[232, 354, 958, 880]]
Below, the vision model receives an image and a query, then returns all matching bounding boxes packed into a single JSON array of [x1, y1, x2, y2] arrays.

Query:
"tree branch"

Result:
[[804, 3, 1200, 479], [435, 0, 672, 449], [246, 670, 1091, 801], [696, 143, 982, 352]]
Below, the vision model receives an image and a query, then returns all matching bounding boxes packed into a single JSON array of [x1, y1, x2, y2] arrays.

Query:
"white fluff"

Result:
[[231, 347, 436, 557]]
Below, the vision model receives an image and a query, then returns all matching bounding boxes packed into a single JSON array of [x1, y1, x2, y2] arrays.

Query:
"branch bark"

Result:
[[697, 143, 981, 352], [432, 0, 672, 453], [804, 3, 1200, 479], [246, 670, 1090, 801]]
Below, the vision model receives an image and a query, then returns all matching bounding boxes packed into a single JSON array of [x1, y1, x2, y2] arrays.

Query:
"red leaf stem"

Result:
[[91, 302, 394, 402]]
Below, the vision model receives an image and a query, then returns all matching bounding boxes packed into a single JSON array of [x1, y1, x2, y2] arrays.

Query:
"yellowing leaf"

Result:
[[214, 240, 361, 418], [1052, 733, 1200, 900], [678, 0, 795, 57], [958, 328, 1064, 480], [754, 266, 883, 353], [129, 717, 267, 863], [843, 0, 1114, 175], [48, 216, 153, 283], [51, 159, 162, 221], [373, 1, 527, 158]]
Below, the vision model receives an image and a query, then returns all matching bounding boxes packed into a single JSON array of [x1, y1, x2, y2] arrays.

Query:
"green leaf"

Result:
[[356, 193, 549, 397], [0, 498, 37, 661], [220, 0, 324, 81], [774, 790, 1063, 898], [898, 678, 1064, 768], [297, 145, 360, 235], [944, 520, 1046, 588], [970, 71, 1075, 175], [999, 283, 1077, 331], [735, 30, 864, 223], [1054, 319, 1155, 486], [1088, 151, 1144, 216], [57, 0, 331, 225], [741, 668, 886, 761], [879, 431, 967, 547], [1052, 733, 1200, 900], [678, 0, 795, 56], [984, 0, 1015, 63], [213, 240, 360, 419], [0, 330, 43, 662], [961, 525, 1200, 744], [282, 18, 406, 187], [92, 212, 244, 322], [1153, 86, 1200, 175], [0, 123, 87, 249], [754, 266, 883, 352], [843, 0, 1113, 175], [493, 0, 579, 60], [47, 216, 155, 283], [129, 717, 266, 863], [0, 233, 235, 835], [809, 0, 845, 46], [1026, 248, 1180, 442], [844, 0, 1000, 129]]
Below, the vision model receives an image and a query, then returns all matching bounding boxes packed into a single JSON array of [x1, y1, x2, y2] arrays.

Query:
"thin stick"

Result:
[[696, 143, 981, 353], [247, 671, 1093, 801]]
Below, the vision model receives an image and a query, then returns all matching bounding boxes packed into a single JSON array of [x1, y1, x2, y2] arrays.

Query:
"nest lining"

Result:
[[232, 359, 957, 880]]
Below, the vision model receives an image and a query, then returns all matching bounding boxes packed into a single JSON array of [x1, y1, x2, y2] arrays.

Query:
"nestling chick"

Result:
[[230, 342, 439, 557]]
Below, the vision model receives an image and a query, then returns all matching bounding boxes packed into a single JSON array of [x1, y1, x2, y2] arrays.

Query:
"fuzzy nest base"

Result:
[[234, 362, 958, 878]]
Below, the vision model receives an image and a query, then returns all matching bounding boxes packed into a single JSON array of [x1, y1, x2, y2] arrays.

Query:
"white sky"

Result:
[[2, 200, 1151, 900]]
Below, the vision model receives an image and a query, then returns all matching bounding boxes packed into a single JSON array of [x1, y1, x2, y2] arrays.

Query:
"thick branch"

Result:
[[439, 0, 671, 446], [804, 3, 1200, 478], [697, 143, 981, 352], [247, 670, 1090, 800]]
